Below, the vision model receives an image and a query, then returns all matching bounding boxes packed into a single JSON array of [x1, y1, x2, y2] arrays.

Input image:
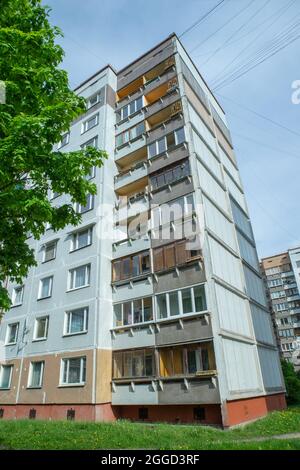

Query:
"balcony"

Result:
[[115, 192, 149, 223], [116, 67, 177, 113], [144, 89, 181, 123], [117, 51, 176, 101], [112, 324, 156, 350], [112, 235, 151, 259], [115, 161, 148, 194], [115, 134, 147, 162]]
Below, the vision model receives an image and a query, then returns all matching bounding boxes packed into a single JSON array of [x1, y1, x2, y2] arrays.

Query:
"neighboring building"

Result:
[[261, 249, 300, 370], [0, 34, 285, 427]]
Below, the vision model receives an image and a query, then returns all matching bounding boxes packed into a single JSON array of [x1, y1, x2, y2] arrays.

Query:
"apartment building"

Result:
[[261, 249, 300, 370], [0, 34, 285, 427]]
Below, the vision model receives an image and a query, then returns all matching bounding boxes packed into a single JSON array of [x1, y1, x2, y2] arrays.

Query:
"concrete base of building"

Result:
[[223, 393, 287, 427], [0, 393, 286, 427], [0, 403, 117, 422]]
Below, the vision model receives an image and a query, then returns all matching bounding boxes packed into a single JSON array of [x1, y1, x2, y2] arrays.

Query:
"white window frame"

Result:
[[0, 365, 13, 389], [70, 227, 93, 252], [12, 286, 24, 306], [64, 307, 89, 336], [60, 357, 86, 386], [58, 132, 70, 149], [27, 361, 44, 389], [5, 323, 19, 345], [120, 96, 144, 121], [33, 316, 49, 341], [155, 284, 207, 321], [74, 194, 94, 214], [43, 240, 57, 263], [38, 276, 53, 300], [68, 264, 91, 291], [87, 92, 100, 109], [113, 297, 154, 327], [81, 113, 99, 134]]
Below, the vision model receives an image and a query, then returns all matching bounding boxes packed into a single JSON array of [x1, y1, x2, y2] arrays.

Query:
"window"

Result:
[[118, 96, 143, 121], [71, 227, 93, 251], [156, 285, 206, 320], [64, 308, 88, 335], [175, 127, 185, 145], [150, 160, 190, 190], [5, 323, 19, 345], [159, 344, 212, 377], [28, 362, 44, 388], [113, 350, 154, 379], [87, 93, 100, 109], [265, 267, 281, 275], [115, 121, 145, 147], [68, 264, 90, 290], [275, 303, 289, 312], [147, 127, 185, 158], [268, 279, 282, 288], [33, 316, 49, 341], [81, 113, 99, 133], [112, 251, 150, 282], [81, 136, 98, 149], [38, 276, 53, 299], [152, 194, 195, 227], [43, 241, 57, 262], [81, 137, 97, 179], [58, 132, 69, 148], [270, 290, 285, 300], [12, 286, 24, 306], [113, 297, 153, 327], [61, 357, 86, 385], [0, 365, 13, 389], [153, 239, 201, 272], [75, 194, 94, 214]]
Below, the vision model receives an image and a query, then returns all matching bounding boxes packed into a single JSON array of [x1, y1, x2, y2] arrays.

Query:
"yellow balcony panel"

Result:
[[117, 76, 145, 102], [115, 175, 148, 197], [115, 145, 147, 170]]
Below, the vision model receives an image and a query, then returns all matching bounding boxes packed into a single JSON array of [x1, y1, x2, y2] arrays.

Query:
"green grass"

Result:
[[0, 407, 299, 450]]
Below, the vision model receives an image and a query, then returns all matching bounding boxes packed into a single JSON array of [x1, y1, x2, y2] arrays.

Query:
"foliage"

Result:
[[0, 408, 299, 450], [0, 0, 107, 311], [281, 359, 300, 404]]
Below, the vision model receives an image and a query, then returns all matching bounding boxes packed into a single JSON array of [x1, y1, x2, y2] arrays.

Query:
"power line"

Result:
[[193, 0, 297, 57], [216, 93, 300, 139], [232, 131, 300, 160], [213, 29, 300, 91], [210, 0, 297, 86], [189, 0, 255, 54], [200, 0, 271, 67], [179, 0, 226, 38]]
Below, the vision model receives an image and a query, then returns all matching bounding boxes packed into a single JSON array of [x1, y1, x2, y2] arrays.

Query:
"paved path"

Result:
[[233, 432, 300, 443]]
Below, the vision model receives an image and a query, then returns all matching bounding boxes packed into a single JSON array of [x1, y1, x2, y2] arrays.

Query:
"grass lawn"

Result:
[[0, 406, 299, 450]]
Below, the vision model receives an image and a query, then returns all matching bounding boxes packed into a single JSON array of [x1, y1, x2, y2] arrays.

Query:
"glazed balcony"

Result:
[[115, 189, 149, 224]]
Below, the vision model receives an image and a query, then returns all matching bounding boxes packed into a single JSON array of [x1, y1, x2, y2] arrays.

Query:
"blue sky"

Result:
[[45, 0, 300, 259]]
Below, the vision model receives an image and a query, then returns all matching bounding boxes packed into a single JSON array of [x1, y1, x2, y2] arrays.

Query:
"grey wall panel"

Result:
[[155, 317, 212, 346], [154, 264, 206, 294]]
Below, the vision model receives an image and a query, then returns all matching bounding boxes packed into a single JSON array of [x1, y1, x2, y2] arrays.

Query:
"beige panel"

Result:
[[95, 349, 112, 403], [18, 350, 94, 405], [261, 253, 289, 270], [184, 80, 214, 133], [215, 127, 236, 163]]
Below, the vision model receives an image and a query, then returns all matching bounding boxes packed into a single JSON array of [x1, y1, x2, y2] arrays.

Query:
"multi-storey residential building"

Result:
[[261, 249, 300, 370], [0, 34, 285, 427]]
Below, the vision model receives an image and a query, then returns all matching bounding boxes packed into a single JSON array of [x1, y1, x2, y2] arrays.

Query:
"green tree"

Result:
[[0, 0, 107, 312], [281, 359, 300, 405]]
